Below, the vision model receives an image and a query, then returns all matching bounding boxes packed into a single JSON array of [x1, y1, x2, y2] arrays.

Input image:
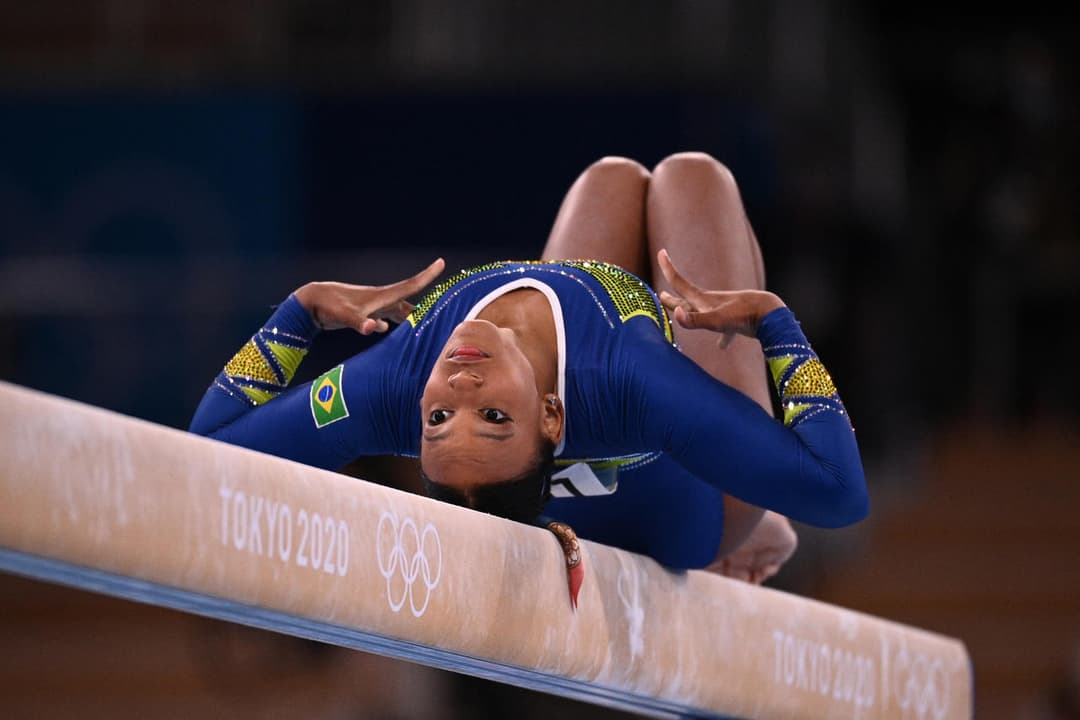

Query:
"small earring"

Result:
[[548, 396, 558, 406]]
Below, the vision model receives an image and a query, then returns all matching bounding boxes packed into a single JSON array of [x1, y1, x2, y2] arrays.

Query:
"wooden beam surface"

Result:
[[0, 381, 972, 719]]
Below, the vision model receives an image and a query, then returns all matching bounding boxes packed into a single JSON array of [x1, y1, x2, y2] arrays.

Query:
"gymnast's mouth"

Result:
[[447, 345, 490, 361]]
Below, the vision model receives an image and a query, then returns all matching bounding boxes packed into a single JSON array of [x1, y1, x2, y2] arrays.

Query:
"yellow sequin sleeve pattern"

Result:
[[218, 327, 310, 407], [765, 346, 849, 428]]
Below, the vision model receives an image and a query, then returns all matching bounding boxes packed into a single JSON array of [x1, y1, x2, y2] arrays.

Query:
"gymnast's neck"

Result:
[[475, 288, 558, 396]]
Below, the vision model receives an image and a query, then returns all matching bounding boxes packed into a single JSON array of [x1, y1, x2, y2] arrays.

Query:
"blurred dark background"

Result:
[[0, 2, 1077, 719]]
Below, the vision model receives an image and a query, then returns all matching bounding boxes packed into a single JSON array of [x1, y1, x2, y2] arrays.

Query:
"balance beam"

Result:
[[0, 381, 971, 719]]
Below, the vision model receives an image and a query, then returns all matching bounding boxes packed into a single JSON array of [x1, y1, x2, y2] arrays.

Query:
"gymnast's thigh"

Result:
[[543, 456, 724, 570]]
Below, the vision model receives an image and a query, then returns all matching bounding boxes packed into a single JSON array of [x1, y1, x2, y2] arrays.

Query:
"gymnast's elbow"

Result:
[[817, 470, 870, 528], [839, 483, 870, 526]]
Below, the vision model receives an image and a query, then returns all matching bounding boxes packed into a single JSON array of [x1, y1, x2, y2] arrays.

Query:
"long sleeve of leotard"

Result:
[[619, 306, 868, 528], [189, 295, 409, 469]]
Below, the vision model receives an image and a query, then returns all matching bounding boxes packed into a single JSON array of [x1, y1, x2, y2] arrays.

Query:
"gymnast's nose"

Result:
[[447, 371, 483, 389]]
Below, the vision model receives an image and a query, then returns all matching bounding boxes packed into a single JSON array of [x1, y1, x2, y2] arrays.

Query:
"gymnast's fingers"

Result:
[[359, 317, 391, 335], [672, 306, 697, 329], [381, 258, 446, 300], [656, 249, 704, 301], [658, 289, 692, 314], [377, 299, 415, 324], [671, 306, 719, 332], [342, 304, 375, 334], [392, 299, 415, 322]]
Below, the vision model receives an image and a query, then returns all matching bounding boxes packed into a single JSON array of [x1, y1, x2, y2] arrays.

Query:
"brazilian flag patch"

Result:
[[310, 365, 349, 428]]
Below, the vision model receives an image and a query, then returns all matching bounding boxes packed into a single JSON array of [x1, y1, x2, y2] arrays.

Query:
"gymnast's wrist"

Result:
[[291, 283, 334, 331], [751, 292, 785, 325], [271, 292, 321, 339], [755, 303, 803, 350], [292, 282, 320, 314]]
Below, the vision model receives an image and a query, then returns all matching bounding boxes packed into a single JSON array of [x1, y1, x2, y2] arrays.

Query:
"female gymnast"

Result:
[[190, 153, 866, 591]]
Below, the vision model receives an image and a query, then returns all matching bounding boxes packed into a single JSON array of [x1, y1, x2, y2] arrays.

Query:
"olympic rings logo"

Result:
[[892, 646, 950, 720], [376, 511, 442, 617]]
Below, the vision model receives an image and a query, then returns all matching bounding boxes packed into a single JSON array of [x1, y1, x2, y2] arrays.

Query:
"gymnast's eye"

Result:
[[428, 409, 450, 425], [481, 408, 510, 423]]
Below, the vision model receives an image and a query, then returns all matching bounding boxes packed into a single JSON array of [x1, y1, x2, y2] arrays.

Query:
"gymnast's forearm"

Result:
[[753, 306, 868, 525], [189, 295, 318, 436]]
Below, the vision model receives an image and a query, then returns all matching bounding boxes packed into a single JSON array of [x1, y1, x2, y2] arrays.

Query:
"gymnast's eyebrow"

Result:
[[423, 430, 513, 443]]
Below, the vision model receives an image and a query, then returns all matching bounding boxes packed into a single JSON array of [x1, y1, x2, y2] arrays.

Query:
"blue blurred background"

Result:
[[0, 2, 1077, 719]]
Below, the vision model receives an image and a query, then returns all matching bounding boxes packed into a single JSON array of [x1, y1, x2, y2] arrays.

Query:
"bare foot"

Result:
[[707, 511, 798, 585]]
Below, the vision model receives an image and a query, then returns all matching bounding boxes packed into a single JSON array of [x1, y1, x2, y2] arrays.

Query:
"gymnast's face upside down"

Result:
[[418, 318, 563, 518]]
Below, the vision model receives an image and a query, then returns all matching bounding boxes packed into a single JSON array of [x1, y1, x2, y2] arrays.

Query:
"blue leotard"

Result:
[[190, 261, 867, 568]]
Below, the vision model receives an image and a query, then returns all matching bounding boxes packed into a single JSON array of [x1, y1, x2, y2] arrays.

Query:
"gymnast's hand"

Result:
[[708, 511, 798, 585], [656, 249, 785, 348], [293, 258, 445, 335]]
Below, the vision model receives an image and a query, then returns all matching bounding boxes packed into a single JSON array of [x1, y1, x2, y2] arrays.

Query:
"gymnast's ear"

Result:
[[541, 394, 564, 445]]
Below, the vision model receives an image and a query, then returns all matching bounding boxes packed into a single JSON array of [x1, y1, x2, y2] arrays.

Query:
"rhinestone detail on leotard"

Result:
[[764, 344, 849, 429], [406, 260, 671, 341], [219, 326, 310, 407]]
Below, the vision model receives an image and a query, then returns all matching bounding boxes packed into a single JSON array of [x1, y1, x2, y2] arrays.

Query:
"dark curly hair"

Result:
[[420, 441, 556, 523]]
